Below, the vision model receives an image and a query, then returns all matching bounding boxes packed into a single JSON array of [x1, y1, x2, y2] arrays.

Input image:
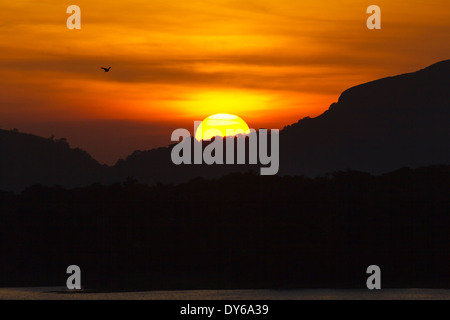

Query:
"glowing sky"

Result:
[[0, 0, 449, 163]]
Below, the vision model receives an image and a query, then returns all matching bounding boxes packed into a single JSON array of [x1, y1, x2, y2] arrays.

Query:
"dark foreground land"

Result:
[[0, 165, 449, 290]]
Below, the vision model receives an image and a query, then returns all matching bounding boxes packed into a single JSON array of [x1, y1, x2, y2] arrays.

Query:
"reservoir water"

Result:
[[1, 287, 449, 300]]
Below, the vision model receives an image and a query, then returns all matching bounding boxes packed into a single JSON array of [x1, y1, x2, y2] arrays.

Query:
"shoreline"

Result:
[[1, 287, 450, 300]]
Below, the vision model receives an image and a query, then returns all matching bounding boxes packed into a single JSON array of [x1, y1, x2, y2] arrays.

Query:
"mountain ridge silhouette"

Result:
[[1, 59, 449, 191], [280, 59, 450, 176]]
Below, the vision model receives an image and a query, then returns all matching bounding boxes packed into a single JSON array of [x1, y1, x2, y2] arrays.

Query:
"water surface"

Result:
[[1, 287, 450, 300]]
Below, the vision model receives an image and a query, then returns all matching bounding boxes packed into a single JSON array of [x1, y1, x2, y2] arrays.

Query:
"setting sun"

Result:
[[195, 114, 251, 141]]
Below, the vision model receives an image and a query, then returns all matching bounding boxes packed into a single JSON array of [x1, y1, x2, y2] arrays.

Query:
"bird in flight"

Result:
[[101, 67, 111, 72]]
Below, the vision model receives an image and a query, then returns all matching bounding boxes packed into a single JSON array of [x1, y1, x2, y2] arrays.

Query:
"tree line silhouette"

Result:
[[0, 165, 449, 290]]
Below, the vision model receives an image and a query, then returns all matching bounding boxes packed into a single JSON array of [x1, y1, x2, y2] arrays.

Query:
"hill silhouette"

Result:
[[100, 59, 450, 186], [0, 60, 449, 191], [0, 129, 106, 192], [280, 59, 450, 175]]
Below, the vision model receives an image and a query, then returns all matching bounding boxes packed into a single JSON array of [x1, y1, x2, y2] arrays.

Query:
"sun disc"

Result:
[[195, 113, 251, 141]]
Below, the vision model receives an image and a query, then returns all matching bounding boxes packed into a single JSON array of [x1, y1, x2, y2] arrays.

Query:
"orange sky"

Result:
[[0, 0, 449, 164]]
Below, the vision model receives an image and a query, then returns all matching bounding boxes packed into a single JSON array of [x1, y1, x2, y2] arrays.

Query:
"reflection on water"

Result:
[[1, 287, 450, 300]]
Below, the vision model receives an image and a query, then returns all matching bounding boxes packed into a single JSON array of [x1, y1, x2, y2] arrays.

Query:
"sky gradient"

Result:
[[1, 0, 449, 164]]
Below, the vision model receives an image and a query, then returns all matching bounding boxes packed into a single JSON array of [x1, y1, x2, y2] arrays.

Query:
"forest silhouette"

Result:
[[0, 166, 449, 290]]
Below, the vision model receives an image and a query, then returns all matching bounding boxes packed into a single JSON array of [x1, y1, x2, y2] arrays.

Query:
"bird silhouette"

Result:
[[101, 67, 111, 72]]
